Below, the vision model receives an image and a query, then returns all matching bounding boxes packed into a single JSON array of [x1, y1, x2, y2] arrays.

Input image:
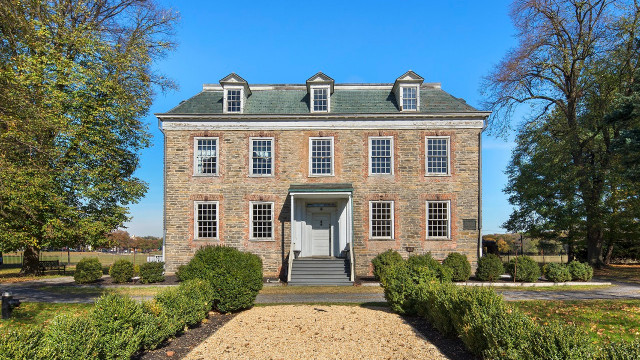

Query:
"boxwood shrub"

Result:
[[543, 263, 572, 282], [568, 260, 594, 281], [176, 245, 263, 312], [371, 249, 403, 281], [73, 257, 103, 284], [140, 262, 165, 283], [0, 328, 43, 360], [475, 254, 504, 281], [506, 255, 541, 282], [442, 252, 471, 282], [109, 259, 134, 283]]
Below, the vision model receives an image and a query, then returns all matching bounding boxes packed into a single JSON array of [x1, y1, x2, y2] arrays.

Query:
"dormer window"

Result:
[[393, 70, 424, 112], [401, 86, 417, 111], [306, 72, 334, 113], [312, 87, 329, 112], [226, 89, 242, 113], [219, 73, 251, 114]]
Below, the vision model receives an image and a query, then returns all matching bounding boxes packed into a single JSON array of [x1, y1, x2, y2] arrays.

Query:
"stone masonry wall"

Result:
[[164, 128, 481, 277]]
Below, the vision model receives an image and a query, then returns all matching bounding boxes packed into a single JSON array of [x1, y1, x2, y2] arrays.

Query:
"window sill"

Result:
[[249, 238, 275, 242], [248, 174, 274, 178], [194, 238, 219, 241], [424, 174, 451, 177], [308, 174, 335, 177], [193, 173, 219, 177], [368, 173, 394, 177], [426, 237, 452, 241], [369, 237, 395, 241]]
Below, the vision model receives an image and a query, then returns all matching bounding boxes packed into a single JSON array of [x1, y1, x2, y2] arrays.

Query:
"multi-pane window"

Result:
[[309, 137, 333, 175], [369, 137, 393, 175], [402, 86, 417, 110], [226, 89, 241, 113], [370, 201, 394, 239], [312, 87, 328, 112], [251, 202, 273, 239], [194, 138, 218, 175], [250, 138, 273, 176], [195, 201, 218, 239], [426, 201, 450, 238], [426, 137, 449, 175]]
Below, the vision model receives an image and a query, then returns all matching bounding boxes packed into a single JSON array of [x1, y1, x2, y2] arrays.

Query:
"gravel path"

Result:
[[184, 305, 451, 360]]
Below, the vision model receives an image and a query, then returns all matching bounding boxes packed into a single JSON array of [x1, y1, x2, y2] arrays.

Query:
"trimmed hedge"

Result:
[[176, 246, 263, 312], [568, 261, 594, 281], [0, 279, 216, 360], [381, 253, 452, 315], [109, 259, 135, 283], [543, 263, 572, 282], [371, 249, 403, 281], [506, 256, 541, 282], [475, 254, 504, 281], [381, 279, 630, 359], [74, 257, 103, 284], [140, 262, 165, 283], [442, 252, 471, 282]]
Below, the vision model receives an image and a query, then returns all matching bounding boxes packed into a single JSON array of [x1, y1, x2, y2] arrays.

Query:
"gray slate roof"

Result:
[[166, 88, 477, 115]]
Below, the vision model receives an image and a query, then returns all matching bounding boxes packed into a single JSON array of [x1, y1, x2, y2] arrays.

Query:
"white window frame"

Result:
[[308, 136, 334, 176], [249, 137, 274, 177], [193, 137, 219, 176], [426, 200, 451, 239], [400, 85, 419, 111], [425, 136, 450, 176], [249, 201, 274, 240], [368, 136, 394, 175], [310, 85, 330, 113], [223, 86, 244, 114], [369, 200, 394, 240], [194, 201, 219, 240]]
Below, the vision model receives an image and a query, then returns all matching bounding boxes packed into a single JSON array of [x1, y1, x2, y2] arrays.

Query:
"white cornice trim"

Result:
[[201, 83, 442, 91], [159, 118, 486, 131], [156, 112, 490, 120]]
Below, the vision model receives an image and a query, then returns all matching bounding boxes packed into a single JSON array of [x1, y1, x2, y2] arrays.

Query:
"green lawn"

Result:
[[2, 251, 159, 267], [0, 303, 93, 332], [512, 299, 640, 344]]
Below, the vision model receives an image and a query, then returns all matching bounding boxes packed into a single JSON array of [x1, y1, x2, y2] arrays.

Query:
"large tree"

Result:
[[484, 0, 640, 265], [0, 0, 177, 273]]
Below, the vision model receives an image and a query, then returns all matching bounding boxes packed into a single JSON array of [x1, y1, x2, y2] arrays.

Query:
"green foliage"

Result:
[[140, 262, 165, 283], [381, 254, 452, 315], [543, 263, 572, 282], [598, 340, 640, 360], [371, 249, 403, 281], [568, 261, 594, 281], [506, 256, 541, 282], [0, 0, 178, 271], [89, 294, 150, 359], [155, 279, 214, 332], [475, 254, 504, 281], [0, 328, 43, 360], [109, 259, 134, 283], [37, 315, 99, 359], [442, 252, 471, 281], [73, 257, 103, 284], [177, 246, 263, 312]]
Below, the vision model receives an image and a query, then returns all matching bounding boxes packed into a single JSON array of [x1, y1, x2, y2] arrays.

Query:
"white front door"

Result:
[[311, 213, 330, 256]]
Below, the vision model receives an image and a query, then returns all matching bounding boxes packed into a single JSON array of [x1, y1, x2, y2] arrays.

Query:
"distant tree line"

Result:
[[106, 230, 162, 253]]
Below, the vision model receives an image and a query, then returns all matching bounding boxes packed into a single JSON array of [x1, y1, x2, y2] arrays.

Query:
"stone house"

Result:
[[156, 71, 489, 285]]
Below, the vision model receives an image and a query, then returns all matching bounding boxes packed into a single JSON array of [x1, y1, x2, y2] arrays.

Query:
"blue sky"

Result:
[[124, 0, 518, 236]]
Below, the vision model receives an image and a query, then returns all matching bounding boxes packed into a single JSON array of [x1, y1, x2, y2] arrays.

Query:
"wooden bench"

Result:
[[39, 260, 66, 275]]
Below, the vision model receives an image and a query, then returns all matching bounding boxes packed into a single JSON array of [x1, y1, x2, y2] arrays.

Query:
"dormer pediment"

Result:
[[306, 72, 334, 94], [393, 70, 424, 111], [219, 72, 251, 96], [392, 70, 423, 93]]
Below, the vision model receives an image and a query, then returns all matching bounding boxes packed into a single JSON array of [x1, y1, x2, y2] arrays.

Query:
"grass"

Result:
[[512, 299, 640, 344], [1, 250, 159, 267], [259, 285, 383, 295], [492, 284, 612, 292], [36, 285, 167, 298], [0, 303, 93, 332], [594, 264, 640, 284], [255, 301, 389, 307]]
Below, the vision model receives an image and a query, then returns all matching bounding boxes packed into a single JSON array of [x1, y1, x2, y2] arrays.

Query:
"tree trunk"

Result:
[[586, 218, 604, 267], [21, 246, 42, 275]]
